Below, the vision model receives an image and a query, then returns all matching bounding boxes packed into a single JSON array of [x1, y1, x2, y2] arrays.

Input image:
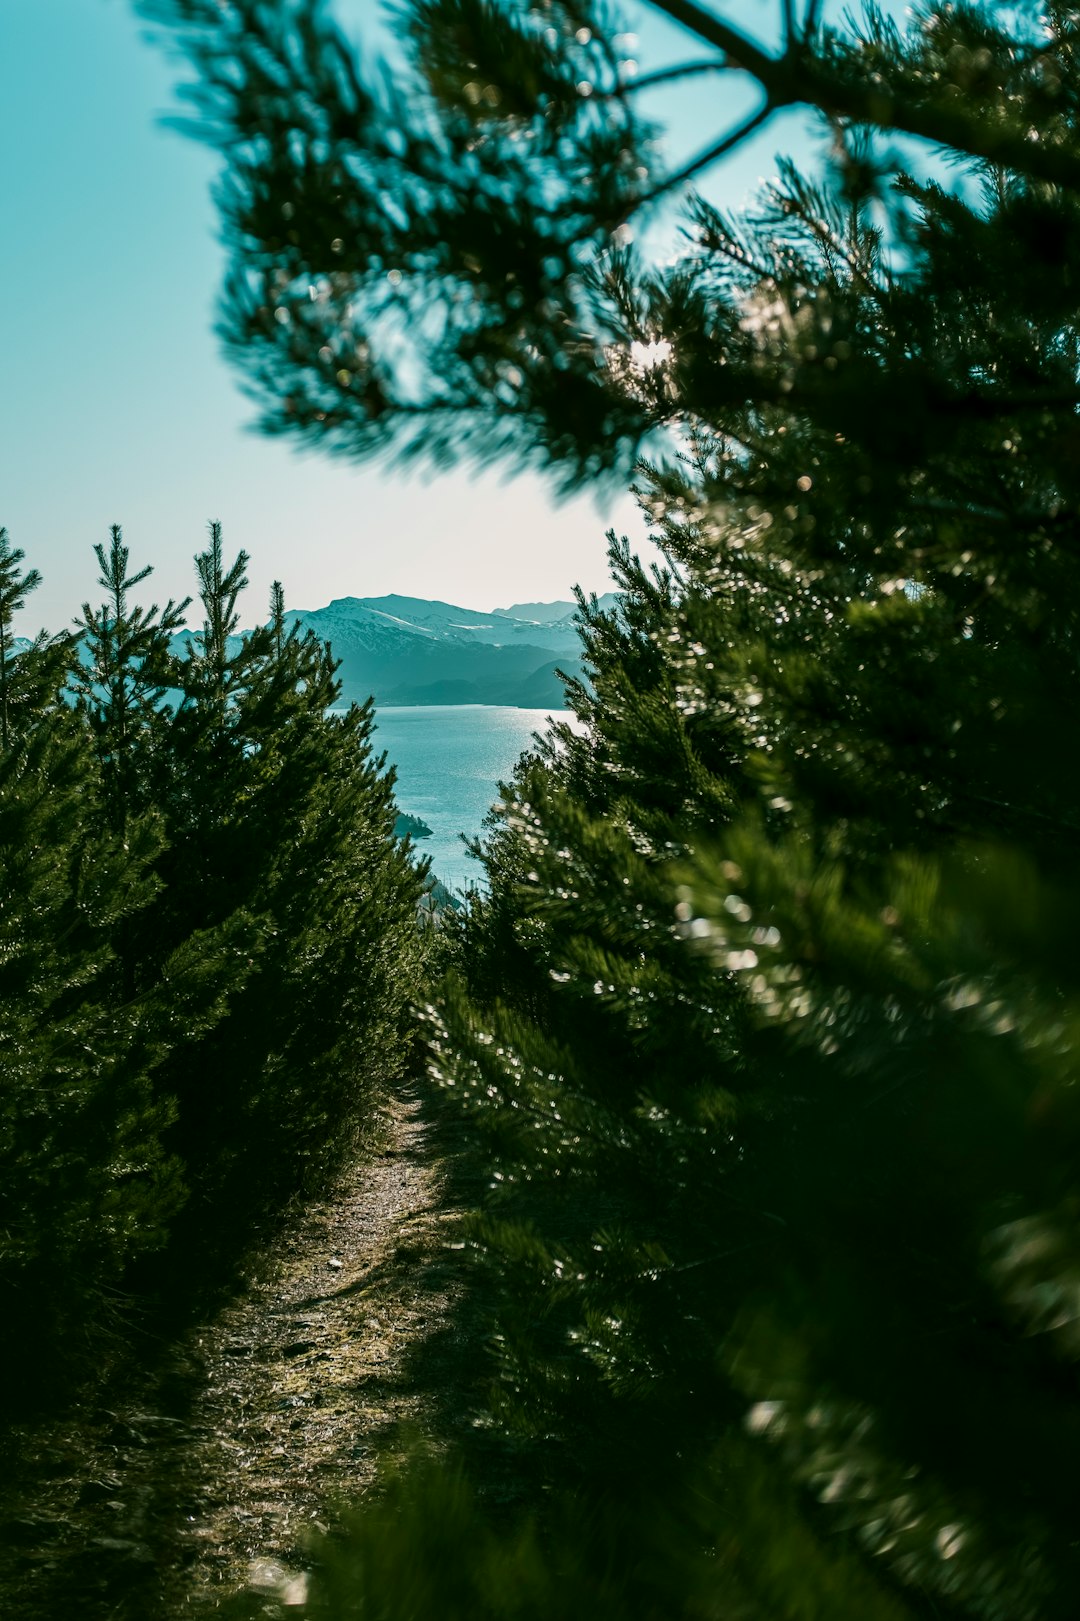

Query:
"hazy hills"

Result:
[[279, 593, 613, 708], [10, 593, 615, 709]]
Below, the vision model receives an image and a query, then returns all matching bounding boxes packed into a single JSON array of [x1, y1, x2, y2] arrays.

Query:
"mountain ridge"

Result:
[[8, 593, 618, 710], [277, 592, 613, 708]]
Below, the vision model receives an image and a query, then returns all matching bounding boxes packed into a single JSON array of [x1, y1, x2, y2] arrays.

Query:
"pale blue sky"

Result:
[[1, 0, 833, 632]]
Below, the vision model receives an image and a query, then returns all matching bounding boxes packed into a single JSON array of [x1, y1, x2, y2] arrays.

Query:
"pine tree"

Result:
[[1, 517, 426, 1388], [0, 527, 43, 752], [71, 523, 190, 830], [429, 161, 1080, 1608], [148, 532, 428, 1228], [0, 537, 184, 1381], [515, 188, 1080, 1621]]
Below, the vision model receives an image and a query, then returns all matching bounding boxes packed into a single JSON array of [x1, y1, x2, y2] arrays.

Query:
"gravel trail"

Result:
[[0, 1087, 473, 1618]]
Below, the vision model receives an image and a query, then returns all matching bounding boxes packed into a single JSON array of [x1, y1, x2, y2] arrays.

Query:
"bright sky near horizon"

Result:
[[1, 0, 831, 633]]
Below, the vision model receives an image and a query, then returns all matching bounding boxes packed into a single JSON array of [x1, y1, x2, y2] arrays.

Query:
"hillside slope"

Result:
[[280, 594, 591, 707]]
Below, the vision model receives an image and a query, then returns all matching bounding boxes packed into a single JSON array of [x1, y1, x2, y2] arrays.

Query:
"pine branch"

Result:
[[646, 0, 1080, 191]]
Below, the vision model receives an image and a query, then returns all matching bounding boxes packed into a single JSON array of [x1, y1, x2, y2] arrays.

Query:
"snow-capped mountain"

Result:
[[288, 593, 585, 652], [278, 593, 605, 707]]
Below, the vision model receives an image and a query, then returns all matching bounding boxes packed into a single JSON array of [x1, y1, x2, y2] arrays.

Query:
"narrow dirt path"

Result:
[[168, 1087, 457, 1612], [0, 1085, 479, 1619]]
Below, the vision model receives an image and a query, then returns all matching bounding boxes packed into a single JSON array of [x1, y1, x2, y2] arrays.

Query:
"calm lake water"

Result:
[[370, 705, 575, 896]]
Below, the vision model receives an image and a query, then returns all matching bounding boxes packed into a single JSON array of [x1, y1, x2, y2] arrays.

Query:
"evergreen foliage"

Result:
[[0, 527, 43, 752], [138, 0, 1080, 483], [71, 524, 190, 830], [144, 0, 1080, 1614], [153, 526, 429, 1219], [0, 546, 183, 1363], [0, 521, 426, 1386]]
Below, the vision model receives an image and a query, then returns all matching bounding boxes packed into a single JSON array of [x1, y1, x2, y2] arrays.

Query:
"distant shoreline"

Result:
[[333, 701, 573, 714]]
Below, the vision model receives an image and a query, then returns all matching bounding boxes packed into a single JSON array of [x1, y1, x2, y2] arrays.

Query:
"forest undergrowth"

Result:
[[0, 1076, 511, 1620]]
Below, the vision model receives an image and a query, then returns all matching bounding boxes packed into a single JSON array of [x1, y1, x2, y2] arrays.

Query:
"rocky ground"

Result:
[[0, 1085, 487, 1618]]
